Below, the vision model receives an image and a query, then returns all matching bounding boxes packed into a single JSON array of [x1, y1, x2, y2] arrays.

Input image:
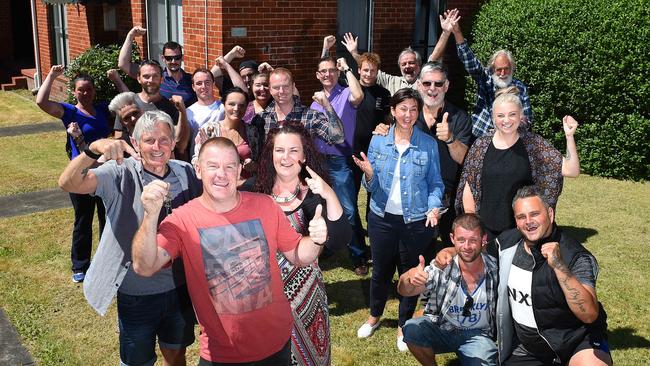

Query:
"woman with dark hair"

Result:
[[456, 87, 563, 240], [255, 121, 351, 366], [36, 65, 111, 283], [243, 72, 272, 125], [193, 87, 263, 189], [353, 88, 445, 351]]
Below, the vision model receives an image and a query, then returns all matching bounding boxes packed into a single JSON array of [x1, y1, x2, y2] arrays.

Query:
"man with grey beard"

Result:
[[445, 9, 532, 137]]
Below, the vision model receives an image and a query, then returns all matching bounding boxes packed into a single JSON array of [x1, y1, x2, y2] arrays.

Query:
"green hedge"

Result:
[[63, 43, 141, 105], [465, 0, 649, 181]]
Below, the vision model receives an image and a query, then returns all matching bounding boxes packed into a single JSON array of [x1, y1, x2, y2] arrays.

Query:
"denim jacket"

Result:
[[362, 126, 444, 223]]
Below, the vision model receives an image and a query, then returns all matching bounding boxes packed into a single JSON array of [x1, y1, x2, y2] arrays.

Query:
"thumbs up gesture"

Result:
[[409, 255, 429, 287], [435, 112, 453, 143], [308, 204, 328, 245]]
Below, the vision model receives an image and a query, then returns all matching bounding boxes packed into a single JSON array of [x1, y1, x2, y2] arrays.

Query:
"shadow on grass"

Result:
[[326, 277, 371, 316], [609, 327, 650, 350], [558, 225, 599, 243]]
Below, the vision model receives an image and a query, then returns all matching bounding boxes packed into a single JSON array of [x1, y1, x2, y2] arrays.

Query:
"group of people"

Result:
[[35, 8, 610, 366]]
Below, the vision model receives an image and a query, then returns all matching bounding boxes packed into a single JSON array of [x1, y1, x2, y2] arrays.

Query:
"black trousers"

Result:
[[69, 192, 105, 273]]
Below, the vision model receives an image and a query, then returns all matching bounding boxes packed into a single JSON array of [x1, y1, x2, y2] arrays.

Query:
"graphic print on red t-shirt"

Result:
[[199, 219, 273, 314]]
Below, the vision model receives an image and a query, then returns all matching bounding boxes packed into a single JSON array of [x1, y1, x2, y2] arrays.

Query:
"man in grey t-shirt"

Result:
[[58, 110, 202, 366]]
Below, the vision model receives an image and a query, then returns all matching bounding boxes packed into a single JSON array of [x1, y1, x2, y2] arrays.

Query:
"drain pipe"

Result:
[[30, 0, 42, 89], [204, 0, 209, 67]]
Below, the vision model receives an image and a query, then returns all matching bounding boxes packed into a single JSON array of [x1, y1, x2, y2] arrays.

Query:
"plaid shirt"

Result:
[[456, 40, 533, 137], [422, 253, 499, 337], [259, 96, 344, 145]]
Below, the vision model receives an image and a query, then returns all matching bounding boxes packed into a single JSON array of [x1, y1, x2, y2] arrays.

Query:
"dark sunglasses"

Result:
[[421, 80, 446, 88], [163, 55, 183, 61], [462, 295, 474, 317]]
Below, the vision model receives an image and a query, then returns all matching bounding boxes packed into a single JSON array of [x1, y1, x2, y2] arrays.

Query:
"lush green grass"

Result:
[[0, 91, 55, 127], [1, 175, 648, 365], [0, 131, 69, 195]]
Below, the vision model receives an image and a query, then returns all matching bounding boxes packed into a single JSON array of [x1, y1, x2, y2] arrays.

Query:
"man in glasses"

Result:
[[397, 213, 498, 366], [118, 26, 197, 106]]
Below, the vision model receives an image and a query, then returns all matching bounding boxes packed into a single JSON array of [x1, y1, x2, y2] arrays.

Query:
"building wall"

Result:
[[372, 0, 417, 76]]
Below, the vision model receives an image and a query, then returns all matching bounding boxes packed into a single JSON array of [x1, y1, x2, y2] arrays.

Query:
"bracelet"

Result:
[[445, 136, 455, 144], [343, 68, 352, 74], [314, 235, 329, 247], [83, 147, 102, 160]]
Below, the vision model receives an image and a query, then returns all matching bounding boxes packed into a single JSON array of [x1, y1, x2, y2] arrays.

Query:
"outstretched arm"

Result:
[[429, 9, 460, 62], [561, 116, 580, 177], [107, 69, 130, 93], [35, 65, 65, 119], [321, 35, 336, 58], [118, 26, 146, 79], [216, 56, 247, 91], [341, 32, 361, 64], [337, 57, 364, 107]]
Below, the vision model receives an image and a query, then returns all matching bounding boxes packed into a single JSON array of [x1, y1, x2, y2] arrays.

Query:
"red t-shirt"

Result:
[[157, 192, 301, 362]]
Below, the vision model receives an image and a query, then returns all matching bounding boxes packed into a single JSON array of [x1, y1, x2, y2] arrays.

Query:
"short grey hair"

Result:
[[488, 49, 516, 74], [132, 110, 175, 142], [419, 61, 448, 80], [397, 47, 422, 67], [511, 186, 550, 210], [108, 92, 137, 114]]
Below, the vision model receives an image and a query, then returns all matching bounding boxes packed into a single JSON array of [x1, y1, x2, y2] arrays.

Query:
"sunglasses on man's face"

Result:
[[462, 295, 474, 317], [421, 80, 446, 88], [163, 55, 183, 62]]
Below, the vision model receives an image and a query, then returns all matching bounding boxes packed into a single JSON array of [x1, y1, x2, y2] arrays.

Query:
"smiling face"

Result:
[[73, 80, 96, 106], [358, 60, 378, 87], [196, 143, 241, 206], [399, 52, 420, 84], [192, 71, 214, 103], [162, 47, 183, 72], [514, 196, 555, 245], [223, 91, 247, 122], [493, 101, 522, 135], [240, 67, 255, 89], [451, 226, 485, 264], [316, 60, 339, 89], [391, 98, 419, 131], [252, 74, 270, 104], [134, 121, 175, 175], [418, 70, 448, 108], [269, 72, 293, 107], [491, 54, 513, 88], [272, 132, 305, 182], [137, 65, 162, 96]]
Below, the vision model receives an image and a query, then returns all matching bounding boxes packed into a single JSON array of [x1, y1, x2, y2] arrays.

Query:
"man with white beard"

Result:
[[446, 10, 532, 137]]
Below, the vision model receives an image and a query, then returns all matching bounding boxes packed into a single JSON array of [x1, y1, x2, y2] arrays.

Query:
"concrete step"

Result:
[[1, 76, 28, 91]]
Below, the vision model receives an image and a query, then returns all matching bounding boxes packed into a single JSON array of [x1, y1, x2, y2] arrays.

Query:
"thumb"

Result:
[[442, 112, 449, 124], [313, 204, 323, 220], [418, 255, 426, 270]]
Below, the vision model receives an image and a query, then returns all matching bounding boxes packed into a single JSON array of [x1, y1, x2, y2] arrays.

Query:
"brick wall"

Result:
[[372, 0, 417, 76]]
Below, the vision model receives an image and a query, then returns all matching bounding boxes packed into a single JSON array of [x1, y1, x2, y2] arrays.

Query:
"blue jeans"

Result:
[[403, 316, 497, 366], [117, 285, 195, 366], [326, 155, 367, 265]]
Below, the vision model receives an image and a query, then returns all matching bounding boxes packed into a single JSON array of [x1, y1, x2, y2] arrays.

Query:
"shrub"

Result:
[[465, 0, 649, 181], [63, 43, 141, 104]]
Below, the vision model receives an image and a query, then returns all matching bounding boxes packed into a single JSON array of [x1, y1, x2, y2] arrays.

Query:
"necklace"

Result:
[[271, 184, 301, 203]]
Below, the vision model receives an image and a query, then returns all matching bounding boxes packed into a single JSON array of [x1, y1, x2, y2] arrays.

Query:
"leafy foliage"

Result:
[[63, 43, 141, 104], [465, 0, 649, 180]]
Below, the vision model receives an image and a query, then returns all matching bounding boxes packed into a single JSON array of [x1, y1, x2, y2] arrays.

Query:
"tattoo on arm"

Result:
[[559, 275, 587, 313], [324, 110, 344, 144], [565, 150, 571, 160], [81, 168, 89, 178]]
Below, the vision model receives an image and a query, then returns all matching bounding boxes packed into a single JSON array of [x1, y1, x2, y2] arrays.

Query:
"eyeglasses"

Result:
[[462, 295, 474, 317], [317, 68, 338, 75], [421, 80, 446, 88], [163, 55, 183, 61]]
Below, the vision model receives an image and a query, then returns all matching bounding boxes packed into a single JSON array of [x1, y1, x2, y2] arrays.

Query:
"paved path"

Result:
[[0, 121, 60, 137], [0, 188, 71, 218], [0, 309, 34, 365]]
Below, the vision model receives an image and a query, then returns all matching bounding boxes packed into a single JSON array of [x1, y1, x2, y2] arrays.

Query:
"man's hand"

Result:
[[225, 45, 246, 61], [440, 8, 460, 33], [308, 204, 328, 244], [336, 57, 350, 72], [258, 62, 274, 73], [67, 122, 82, 138], [436, 112, 453, 142], [409, 255, 429, 287], [305, 165, 336, 201], [541, 242, 569, 271], [50, 65, 65, 77], [129, 26, 147, 38], [214, 55, 229, 70], [106, 69, 121, 81], [352, 151, 374, 181], [323, 35, 336, 50], [88, 138, 139, 164], [312, 91, 331, 109], [563, 115, 579, 137], [434, 247, 455, 269], [425, 208, 440, 227], [372, 123, 390, 136], [141, 180, 169, 216], [341, 32, 358, 54], [170, 95, 186, 112]]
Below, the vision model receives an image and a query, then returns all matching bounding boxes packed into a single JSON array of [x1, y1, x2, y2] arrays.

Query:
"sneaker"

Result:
[[357, 321, 380, 338], [397, 335, 409, 352], [72, 272, 85, 283], [354, 264, 369, 276]]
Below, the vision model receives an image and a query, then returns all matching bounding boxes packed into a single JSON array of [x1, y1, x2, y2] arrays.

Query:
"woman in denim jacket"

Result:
[[353, 88, 445, 351]]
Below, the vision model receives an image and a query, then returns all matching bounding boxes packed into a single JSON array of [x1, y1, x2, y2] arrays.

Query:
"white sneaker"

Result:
[[397, 335, 409, 352], [357, 321, 380, 338]]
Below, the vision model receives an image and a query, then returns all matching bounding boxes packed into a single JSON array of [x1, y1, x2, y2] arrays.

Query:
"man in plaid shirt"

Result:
[[398, 213, 498, 366], [259, 67, 345, 144], [444, 10, 532, 138]]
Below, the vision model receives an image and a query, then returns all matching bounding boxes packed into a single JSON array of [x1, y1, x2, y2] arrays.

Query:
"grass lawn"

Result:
[[0, 90, 56, 127], [1, 115, 649, 365]]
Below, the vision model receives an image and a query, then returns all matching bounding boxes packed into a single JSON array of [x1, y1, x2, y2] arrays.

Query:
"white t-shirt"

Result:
[[443, 276, 490, 330], [384, 142, 409, 215], [186, 100, 225, 156]]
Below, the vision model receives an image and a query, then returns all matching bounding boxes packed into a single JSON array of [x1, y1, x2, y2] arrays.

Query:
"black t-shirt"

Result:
[[415, 102, 473, 201], [353, 84, 391, 155], [480, 138, 533, 234]]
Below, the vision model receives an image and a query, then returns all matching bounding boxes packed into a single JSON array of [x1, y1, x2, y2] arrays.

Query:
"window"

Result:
[[50, 4, 69, 65], [146, 0, 183, 58], [413, 0, 446, 61], [336, 0, 373, 71]]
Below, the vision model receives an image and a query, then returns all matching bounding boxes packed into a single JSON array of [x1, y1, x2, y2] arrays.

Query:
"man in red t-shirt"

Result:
[[132, 137, 329, 365]]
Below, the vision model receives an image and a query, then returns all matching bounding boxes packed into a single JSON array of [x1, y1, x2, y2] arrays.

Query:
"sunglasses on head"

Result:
[[421, 80, 446, 88], [163, 55, 183, 61], [462, 295, 474, 317]]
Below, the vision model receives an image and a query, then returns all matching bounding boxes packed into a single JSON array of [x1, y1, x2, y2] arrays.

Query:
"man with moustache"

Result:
[[342, 32, 421, 95], [446, 11, 532, 137], [398, 213, 498, 366]]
